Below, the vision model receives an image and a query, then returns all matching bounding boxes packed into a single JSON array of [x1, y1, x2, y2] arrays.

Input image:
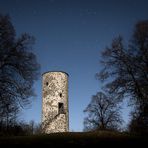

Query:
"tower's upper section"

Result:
[[42, 71, 69, 77], [42, 71, 68, 100]]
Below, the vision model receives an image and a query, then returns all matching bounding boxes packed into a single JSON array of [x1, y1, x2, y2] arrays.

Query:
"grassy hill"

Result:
[[0, 131, 147, 146]]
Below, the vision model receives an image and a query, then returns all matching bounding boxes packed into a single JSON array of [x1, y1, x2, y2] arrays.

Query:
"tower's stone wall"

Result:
[[42, 71, 69, 133]]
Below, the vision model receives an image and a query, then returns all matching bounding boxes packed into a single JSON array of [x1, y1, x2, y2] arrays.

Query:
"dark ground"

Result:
[[0, 131, 147, 146]]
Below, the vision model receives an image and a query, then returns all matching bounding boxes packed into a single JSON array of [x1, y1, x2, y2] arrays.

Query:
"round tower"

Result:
[[42, 71, 69, 133]]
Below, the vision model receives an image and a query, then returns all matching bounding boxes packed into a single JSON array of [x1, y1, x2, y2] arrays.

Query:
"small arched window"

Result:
[[46, 82, 48, 86], [59, 93, 62, 98]]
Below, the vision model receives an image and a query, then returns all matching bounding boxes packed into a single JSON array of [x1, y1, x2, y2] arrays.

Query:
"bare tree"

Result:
[[34, 123, 42, 134], [84, 92, 123, 131], [96, 20, 148, 134], [29, 120, 35, 134], [0, 14, 40, 129]]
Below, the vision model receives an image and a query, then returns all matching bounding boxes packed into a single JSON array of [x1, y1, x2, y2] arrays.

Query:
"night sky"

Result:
[[0, 0, 148, 131]]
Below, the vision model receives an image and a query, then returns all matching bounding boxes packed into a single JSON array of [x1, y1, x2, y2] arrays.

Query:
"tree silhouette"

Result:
[[84, 92, 123, 131], [0, 14, 40, 128], [97, 20, 148, 134]]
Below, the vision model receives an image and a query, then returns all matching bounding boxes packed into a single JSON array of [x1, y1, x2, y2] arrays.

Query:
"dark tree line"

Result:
[[0, 120, 42, 136], [0, 14, 40, 134], [84, 20, 148, 134]]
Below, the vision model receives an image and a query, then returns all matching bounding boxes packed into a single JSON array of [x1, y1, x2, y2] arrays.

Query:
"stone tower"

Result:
[[42, 71, 69, 133]]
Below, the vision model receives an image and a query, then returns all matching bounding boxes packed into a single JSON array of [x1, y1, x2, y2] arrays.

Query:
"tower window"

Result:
[[46, 82, 48, 86], [59, 93, 62, 98], [58, 102, 64, 114]]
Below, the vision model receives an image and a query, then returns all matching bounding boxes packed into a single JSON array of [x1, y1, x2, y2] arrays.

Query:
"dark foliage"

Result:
[[96, 20, 148, 135], [0, 120, 42, 136], [0, 14, 40, 132]]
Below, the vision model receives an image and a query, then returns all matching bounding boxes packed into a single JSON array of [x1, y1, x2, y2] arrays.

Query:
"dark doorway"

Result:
[[58, 103, 64, 114]]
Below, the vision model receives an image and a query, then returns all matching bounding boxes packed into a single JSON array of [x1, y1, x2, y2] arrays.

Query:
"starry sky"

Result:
[[0, 0, 148, 131]]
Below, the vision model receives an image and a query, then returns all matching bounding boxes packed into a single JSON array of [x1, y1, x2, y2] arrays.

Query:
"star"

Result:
[[33, 10, 37, 15]]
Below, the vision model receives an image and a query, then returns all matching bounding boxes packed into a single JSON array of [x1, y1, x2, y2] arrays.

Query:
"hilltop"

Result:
[[0, 131, 147, 146]]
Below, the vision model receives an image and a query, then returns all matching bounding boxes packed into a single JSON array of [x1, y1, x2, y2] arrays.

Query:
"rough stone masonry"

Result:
[[42, 71, 69, 133]]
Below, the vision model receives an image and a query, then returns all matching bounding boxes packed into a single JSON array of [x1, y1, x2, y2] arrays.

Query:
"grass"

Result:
[[0, 131, 147, 146]]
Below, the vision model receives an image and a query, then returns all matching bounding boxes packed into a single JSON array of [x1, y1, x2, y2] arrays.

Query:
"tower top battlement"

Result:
[[42, 71, 69, 77]]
